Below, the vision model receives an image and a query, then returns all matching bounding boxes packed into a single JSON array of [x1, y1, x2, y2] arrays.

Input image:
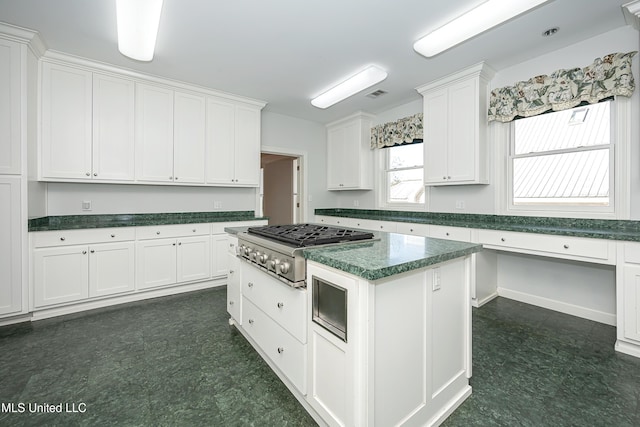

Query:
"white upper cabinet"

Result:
[[93, 73, 135, 181], [417, 62, 494, 186], [206, 98, 261, 186], [173, 91, 206, 184], [0, 39, 21, 175], [135, 83, 175, 183], [41, 62, 92, 180], [326, 112, 374, 190]]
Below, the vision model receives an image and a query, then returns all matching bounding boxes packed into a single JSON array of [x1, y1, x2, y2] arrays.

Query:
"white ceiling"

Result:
[[0, 0, 632, 124]]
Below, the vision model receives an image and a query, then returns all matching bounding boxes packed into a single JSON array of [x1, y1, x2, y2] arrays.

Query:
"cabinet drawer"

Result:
[[136, 223, 210, 240], [396, 223, 429, 236], [241, 262, 307, 343], [353, 219, 397, 232], [429, 225, 471, 242], [32, 227, 135, 248], [315, 216, 354, 227], [242, 297, 306, 394], [227, 235, 239, 256], [624, 243, 640, 264], [212, 220, 267, 234], [478, 229, 612, 263]]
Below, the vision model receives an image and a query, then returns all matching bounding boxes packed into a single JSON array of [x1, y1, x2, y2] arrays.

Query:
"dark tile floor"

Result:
[[1, 288, 639, 426]]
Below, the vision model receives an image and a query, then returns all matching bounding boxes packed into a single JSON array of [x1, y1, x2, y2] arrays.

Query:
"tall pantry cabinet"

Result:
[[0, 26, 41, 320]]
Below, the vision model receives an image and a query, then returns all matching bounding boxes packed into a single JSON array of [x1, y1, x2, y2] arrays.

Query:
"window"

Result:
[[382, 142, 425, 207], [509, 101, 613, 214]]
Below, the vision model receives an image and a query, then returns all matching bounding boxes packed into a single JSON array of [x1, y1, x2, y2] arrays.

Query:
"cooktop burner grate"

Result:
[[247, 224, 374, 247]]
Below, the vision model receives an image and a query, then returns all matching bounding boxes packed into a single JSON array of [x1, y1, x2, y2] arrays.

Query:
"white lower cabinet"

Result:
[[227, 255, 241, 323], [176, 236, 210, 282], [34, 241, 135, 308], [0, 177, 22, 317], [211, 233, 230, 277], [622, 265, 640, 343]]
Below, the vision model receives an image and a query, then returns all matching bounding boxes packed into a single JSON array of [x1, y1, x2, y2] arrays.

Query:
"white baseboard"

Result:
[[497, 287, 616, 326], [0, 313, 32, 327], [615, 339, 640, 358], [472, 291, 499, 308]]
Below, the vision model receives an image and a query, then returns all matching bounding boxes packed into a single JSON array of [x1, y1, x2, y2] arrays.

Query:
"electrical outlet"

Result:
[[433, 267, 441, 291], [214, 201, 222, 209], [353, 200, 359, 207], [82, 200, 92, 211], [455, 200, 465, 210]]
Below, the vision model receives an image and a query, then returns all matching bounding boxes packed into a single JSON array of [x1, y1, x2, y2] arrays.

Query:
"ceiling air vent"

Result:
[[366, 89, 387, 99]]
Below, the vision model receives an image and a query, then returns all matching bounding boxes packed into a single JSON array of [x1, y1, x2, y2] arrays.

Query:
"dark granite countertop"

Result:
[[315, 208, 640, 242], [29, 211, 267, 232], [302, 232, 482, 281]]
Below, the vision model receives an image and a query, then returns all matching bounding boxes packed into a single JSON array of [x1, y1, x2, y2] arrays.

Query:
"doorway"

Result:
[[260, 148, 305, 225]]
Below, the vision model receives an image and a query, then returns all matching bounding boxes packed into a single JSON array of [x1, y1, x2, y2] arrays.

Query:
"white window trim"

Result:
[[376, 147, 428, 211], [495, 97, 630, 220]]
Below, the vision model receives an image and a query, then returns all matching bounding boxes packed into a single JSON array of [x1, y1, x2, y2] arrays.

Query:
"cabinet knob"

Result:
[[60, 237, 66, 241], [277, 302, 284, 309], [82, 250, 87, 254], [93, 173, 97, 176], [563, 244, 569, 249], [229, 301, 234, 306], [248, 319, 254, 324], [448, 176, 451, 179], [277, 347, 285, 354], [193, 229, 196, 232], [156, 231, 161, 235], [86, 172, 90, 176], [248, 282, 254, 288], [443, 176, 447, 180], [169, 176, 173, 180], [229, 270, 234, 274], [410, 228, 414, 232], [90, 249, 95, 253], [229, 243, 234, 247], [501, 238, 505, 242], [446, 232, 450, 236], [175, 177, 179, 180], [172, 243, 176, 246], [111, 234, 115, 238]]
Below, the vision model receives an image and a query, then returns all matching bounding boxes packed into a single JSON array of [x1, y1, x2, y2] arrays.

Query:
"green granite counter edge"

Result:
[[315, 208, 640, 242], [29, 211, 267, 232]]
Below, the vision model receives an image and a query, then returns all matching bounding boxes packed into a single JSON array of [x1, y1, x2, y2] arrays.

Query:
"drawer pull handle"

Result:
[[501, 238, 505, 242], [229, 301, 234, 306], [277, 302, 284, 308], [410, 228, 414, 232], [277, 347, 285, 354], [248, 282, 254, 288], [563, 244, 569, 249], [446, 232, 450, 236], [248, 319, 254, 324], [111, 234, 115, 238], [156, 231, 161, 235], [229, 270, 234, 274], [60, 237, 66, 241]]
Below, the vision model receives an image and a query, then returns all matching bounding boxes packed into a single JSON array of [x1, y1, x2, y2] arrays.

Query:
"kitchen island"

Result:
[[226, 227, 482, 427]]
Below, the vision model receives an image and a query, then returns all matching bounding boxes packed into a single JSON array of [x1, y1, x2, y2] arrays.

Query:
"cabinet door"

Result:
[[423, 88, 449, 184], [211, 234, 230, 277], [88, 242, 135, 298], [92, 73, 135, 181], [41, 63, 92, 179], [0, 39, 21, 175], [0, 177, 22, 316], [206, 98, 235, 184], [173, 91, 206, 183], [447, 79, 478, 183], [33, 245, 89, 308], [177, 235, 210, 283], [135, 83, 174, 182], [326, 126, 347, 189], [227, 255, 241, 323], [623, 265, 640, 342], [234, 105, 260, 186], [135, 238, 177, 289]]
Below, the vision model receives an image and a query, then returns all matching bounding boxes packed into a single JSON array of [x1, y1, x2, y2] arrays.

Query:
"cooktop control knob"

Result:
[[259, 253, 269, 264], [253, 251, 261, 261], [279, 262, 290, 274], [238, 245, 245, 256]]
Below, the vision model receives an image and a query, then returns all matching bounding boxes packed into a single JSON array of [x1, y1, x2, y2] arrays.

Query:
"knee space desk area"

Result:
[[315, 209, 640, 359]]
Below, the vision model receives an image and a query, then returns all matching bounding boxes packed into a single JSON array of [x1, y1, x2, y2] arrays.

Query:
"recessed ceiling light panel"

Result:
[[413, 0, 550, 58], [311, 65, 388, 109], [116, 0, 164, 61]]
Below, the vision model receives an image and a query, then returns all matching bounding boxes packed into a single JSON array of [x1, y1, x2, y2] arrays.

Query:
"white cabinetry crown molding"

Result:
[[0, 22, 47, 57], [623, 1, 640, 29], [41, 50, 267, 108], [325, 110, 376, 128], [415, 61, 496, 94]]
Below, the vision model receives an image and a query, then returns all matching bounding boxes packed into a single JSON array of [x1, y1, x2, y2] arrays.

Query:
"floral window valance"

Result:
[[370, 113, 423, 149], [488, 51, 637, 123]]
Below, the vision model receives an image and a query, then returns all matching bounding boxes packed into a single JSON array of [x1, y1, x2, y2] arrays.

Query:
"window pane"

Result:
[[513, 149, 609, 206], [388, 143, 424, 169], [388, 169, 425, 204], [514, 101, 610, 155]]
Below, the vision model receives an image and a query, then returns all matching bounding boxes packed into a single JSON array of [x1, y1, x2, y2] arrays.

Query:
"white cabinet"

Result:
[[135, 83, 175, 183], [417, 62, 494, 185], [0, 38, 21, 175], [0, 177, 22, 316], [227, 235, 241, 323], [135, 224, 211, 290], [173, 91, 206, 184], [206, 98, 261, 186], [92, 73, 135, 181], [41, 62, 92, 179], [326, 112, 374, 190], [33, 240, 135, 308], [619, 244, 640, 351], [41, 63, 135, 181], [211, 233, 230, 277]]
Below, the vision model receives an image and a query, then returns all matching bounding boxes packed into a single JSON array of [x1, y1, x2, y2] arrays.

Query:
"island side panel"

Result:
[[371, 255, 472, 427]]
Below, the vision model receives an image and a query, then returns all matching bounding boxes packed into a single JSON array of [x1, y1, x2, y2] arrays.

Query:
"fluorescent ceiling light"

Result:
[[413, 0, 549, 58], [311, 65, 388, 109], [116, 0, 164, 61]]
